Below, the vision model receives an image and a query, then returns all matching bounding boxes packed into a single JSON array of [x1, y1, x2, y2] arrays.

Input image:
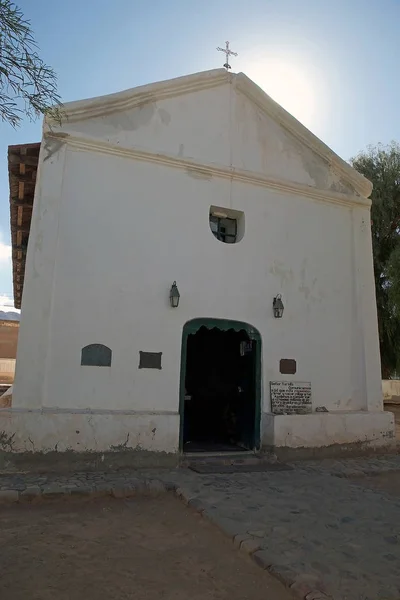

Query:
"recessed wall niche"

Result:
[[209, 205, 245, 244]]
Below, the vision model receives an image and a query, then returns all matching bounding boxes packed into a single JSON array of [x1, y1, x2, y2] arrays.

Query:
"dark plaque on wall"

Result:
[[139, 351, 162, 370], [280, 359, 297, 375], [81, 344, 112, 367]]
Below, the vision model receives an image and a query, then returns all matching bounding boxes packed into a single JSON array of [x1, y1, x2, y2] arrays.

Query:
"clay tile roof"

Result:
[[8, 142, 40, 309]]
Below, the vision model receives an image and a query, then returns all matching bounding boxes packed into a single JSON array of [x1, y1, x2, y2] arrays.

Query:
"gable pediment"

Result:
[[47, 70, 371, 201]]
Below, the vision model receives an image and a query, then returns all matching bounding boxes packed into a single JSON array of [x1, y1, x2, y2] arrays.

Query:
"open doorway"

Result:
[[180, 320, 261, 453]]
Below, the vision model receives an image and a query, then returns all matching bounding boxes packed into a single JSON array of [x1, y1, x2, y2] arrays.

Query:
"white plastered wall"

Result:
[[5, 76, 393, 452]]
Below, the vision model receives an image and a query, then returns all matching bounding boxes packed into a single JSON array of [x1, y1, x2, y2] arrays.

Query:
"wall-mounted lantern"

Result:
[[169, 281, 180, 308], [273, 294, 284, 318]]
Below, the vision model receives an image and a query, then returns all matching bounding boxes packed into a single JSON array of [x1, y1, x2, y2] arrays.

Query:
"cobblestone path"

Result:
[[1, 454, 400, 600]]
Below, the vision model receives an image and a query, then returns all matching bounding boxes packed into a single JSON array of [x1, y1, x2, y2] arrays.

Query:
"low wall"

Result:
[[263, 411, 395, 449], [0, 409, 179, 454], [0, 406, 395, 460], [0, 320, 19, 360], [0, 359, 15, 383], [0, 359, 15, 373], [383, 380, 400, 404]]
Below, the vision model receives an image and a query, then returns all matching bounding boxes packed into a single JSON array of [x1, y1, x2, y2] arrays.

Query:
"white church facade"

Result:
[[4, 69, 394, 455]]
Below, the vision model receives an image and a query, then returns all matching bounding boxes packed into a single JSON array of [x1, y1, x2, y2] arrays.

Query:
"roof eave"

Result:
[[8, 142, 41, 310], [46, 69, 230, 125]]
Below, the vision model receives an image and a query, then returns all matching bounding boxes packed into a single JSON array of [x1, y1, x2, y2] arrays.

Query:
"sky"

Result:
[[0, 0, 399, 309]]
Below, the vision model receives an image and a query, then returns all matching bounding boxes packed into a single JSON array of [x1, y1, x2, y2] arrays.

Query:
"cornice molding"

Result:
[[45, 132, 371, 209], [234, 73, 372, 200], [49, 69, 230, 124]]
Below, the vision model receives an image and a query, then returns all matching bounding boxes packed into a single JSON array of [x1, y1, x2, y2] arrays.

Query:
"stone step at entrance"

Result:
[[181, 451, 293, 474]]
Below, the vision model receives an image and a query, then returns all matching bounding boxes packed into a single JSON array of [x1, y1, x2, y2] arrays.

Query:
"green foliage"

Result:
[[0, 0, 61, 127], [351, 142, 400, 377]]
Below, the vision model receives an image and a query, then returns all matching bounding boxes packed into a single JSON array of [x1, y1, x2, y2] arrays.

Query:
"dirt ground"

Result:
[[0, 494, 293, 600], [351, 470, 400, 498]]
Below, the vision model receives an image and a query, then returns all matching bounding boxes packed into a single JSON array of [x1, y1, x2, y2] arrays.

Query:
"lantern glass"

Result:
[[273, 295, 284, 318], [170, 281, 180, 308]]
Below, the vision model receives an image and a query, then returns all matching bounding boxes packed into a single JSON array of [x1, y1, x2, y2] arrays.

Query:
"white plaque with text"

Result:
[[270, 381, 312, 415]]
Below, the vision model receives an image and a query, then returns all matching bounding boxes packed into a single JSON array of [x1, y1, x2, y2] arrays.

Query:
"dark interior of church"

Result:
[[183, 326, 257, 452]]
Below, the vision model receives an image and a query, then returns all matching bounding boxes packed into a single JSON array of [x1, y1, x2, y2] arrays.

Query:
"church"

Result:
[[3, 68, 394, 456]]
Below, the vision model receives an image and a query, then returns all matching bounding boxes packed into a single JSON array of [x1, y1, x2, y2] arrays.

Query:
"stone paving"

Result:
[[1, 454, 400, 600]]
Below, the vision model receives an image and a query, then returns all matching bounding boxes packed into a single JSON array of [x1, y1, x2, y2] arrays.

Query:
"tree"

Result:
[[351, 142, 400, 378], [0, 0, 61, 127]]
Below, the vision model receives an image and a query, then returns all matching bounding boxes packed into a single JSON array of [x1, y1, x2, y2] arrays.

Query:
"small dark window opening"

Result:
[[81, 344, 112, 367], [210, 214, 238, 244]]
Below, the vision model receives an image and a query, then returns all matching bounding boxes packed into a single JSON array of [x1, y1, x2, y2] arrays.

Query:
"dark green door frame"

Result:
[[179, 318, 262, 452]]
